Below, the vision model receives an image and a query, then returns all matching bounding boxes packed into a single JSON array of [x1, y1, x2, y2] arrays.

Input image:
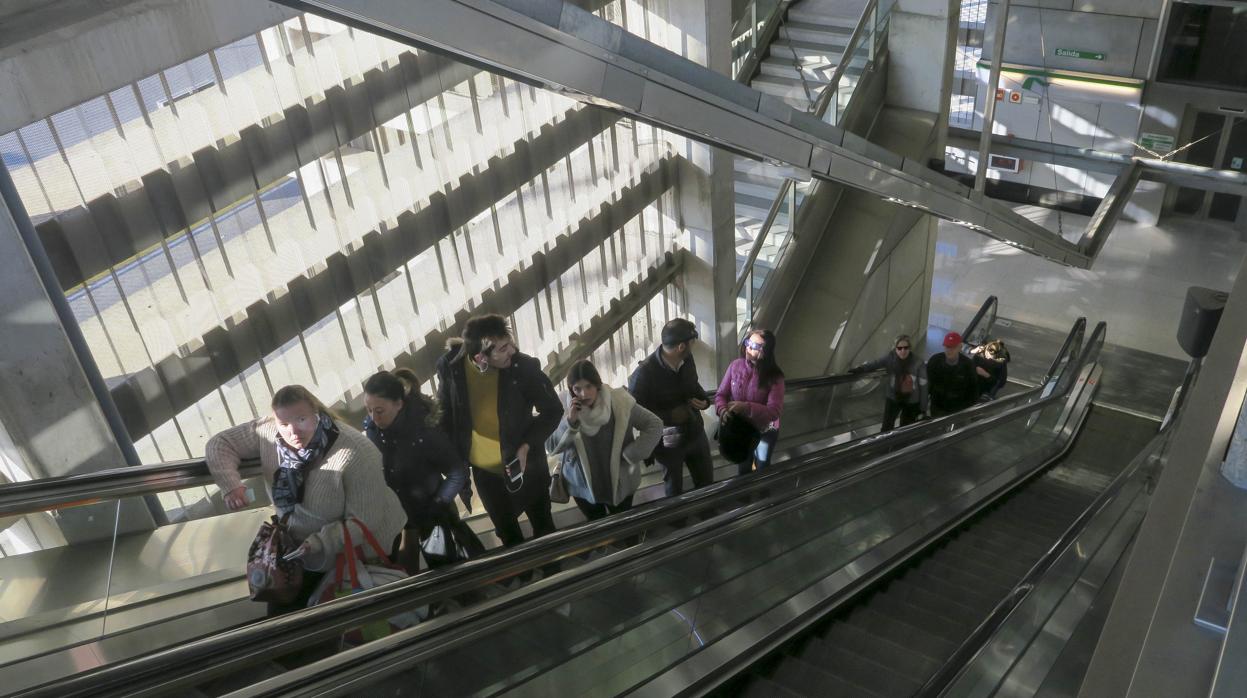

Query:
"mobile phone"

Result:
[[505, 457, 522, 482], [244, 487, 256, 504]]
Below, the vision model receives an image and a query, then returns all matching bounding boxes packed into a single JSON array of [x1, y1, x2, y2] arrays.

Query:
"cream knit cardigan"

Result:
[[206, 417, 406, 573]]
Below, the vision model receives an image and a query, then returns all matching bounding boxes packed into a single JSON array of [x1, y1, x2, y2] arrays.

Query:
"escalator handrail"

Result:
[[0, 371, 885, 519], [960, 294, 998, 348], [157, 321, 1112, 698], [0, 290, 1002, 518], [920, 339, 1177, 697], [19, 318, 1095, 698]]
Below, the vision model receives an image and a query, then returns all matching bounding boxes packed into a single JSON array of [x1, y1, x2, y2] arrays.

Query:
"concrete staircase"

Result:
[[734, 0, 867, 299]]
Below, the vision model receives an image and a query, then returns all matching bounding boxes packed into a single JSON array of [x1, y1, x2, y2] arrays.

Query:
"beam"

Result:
[[272, 0, 1094, 268]]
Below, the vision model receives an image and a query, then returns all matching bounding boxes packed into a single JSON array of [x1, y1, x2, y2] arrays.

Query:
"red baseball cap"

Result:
[[942, 331, 963, 348]]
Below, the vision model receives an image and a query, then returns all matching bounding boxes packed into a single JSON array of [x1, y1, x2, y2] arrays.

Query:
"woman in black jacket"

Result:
[[849, 334, 929, 432], [363, 369, 482, 572]]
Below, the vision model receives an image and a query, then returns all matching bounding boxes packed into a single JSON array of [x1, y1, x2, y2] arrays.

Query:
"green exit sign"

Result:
[[1055, 48, 1105, 61]]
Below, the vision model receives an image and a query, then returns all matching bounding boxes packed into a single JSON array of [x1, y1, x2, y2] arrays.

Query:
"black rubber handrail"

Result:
[[18, 315, 1090, 698], [0, 370, 877, 518]]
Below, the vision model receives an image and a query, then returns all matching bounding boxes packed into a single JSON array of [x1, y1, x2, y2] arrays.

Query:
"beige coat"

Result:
[[206, 417, 406, 572]]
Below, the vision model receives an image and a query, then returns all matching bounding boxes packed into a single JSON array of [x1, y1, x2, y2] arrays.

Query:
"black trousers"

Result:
[[881, 399, 921, 433], [653, 431, 714, 497], [472, 466, 556, 547], [574, 494, 635, 521]]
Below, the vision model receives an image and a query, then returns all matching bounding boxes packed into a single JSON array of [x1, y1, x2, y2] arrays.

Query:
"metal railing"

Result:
[[735, 0, 893, 329]]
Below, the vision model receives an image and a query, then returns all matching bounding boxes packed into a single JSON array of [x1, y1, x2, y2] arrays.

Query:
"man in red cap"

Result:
[[927, 331, 978, 417]]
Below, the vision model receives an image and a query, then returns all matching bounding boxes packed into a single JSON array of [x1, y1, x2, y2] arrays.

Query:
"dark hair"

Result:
[[362, 368, 441, 424], [462, 313, 512, 359], [565, 359, 603, 392], [742, 329, 784, 389], [271, 384, 338, 420], [661, 318, 698, 350], [362, 369, 415, 402]]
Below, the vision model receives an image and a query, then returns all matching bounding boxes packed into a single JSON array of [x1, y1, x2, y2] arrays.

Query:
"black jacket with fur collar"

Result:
[[434, 339, 564, 480]]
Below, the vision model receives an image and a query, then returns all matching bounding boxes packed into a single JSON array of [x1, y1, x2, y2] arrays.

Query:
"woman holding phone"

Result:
[[547, 360, 663, 520], [207, 384, 406, 616]]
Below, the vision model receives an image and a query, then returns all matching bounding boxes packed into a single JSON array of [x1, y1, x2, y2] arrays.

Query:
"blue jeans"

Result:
[[737, 430, 779, 476]]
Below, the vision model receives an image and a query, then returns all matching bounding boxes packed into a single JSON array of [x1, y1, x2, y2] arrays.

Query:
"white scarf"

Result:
[[577, 385, 615, 436]]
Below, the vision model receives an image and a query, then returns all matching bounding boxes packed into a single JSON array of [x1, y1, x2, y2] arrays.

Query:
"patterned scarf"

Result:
[[272, 413, 340, 513]]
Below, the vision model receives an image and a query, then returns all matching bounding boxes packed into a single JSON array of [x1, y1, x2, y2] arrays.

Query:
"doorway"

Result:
[[1173, 110, 1247, 226]]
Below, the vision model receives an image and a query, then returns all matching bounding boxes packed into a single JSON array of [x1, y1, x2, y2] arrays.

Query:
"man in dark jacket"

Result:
[[927, 331, 978, 417], [435, 314, 564, 547], [629, 318, 713, 497]]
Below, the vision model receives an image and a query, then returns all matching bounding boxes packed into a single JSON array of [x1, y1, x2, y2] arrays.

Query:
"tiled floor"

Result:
[[929, 207, 1246, 361]]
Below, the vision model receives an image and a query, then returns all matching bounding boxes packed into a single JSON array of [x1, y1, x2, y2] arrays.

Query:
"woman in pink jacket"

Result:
[[715, 329, 786, 475]]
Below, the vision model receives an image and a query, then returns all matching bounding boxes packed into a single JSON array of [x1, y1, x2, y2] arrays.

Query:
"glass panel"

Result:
[[0, 498, 120, 668]]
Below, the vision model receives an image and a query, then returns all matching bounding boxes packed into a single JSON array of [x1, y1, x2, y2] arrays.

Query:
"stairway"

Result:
[[733, 0, 866, 299]]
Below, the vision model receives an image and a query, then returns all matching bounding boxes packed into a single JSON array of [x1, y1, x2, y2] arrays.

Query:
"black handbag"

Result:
[[717, 412, 761, 464]]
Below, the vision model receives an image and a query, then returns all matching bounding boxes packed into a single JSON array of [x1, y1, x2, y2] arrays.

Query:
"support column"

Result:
[[887, 0, 960, 142], [0, 166, 155, 538], [668, 0, 738, 380]]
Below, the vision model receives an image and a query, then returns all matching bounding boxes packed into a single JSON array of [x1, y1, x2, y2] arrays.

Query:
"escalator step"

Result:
[[842, 607, 960, 660], [931, 547, 1029, 588], [771, 654, 887, 698], [884, 577, 991, 621], [822, 620, 945, 669], [983, 519, 1062, 551], [742, 675, 808, 698], [899, 569, 1000, 611], [918, 557, 1016, 595], [941, 539, 1037, 579], [868, 593, 975, 643], [802, 632, 941, 686], [805, 640, 925, 696], [955, 527, 1050, 559]]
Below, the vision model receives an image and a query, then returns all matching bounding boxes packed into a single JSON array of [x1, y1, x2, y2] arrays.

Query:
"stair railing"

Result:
[[734, 0, 891, 331]]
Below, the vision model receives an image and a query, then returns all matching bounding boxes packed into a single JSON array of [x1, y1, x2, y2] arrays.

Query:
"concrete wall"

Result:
[[0, 0, 296, 134]]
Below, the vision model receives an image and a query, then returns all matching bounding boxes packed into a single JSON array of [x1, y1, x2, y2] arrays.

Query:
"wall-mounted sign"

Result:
[[1055, 48, 1105, 61], [988, 154, 1022, 173], [1139, 132, 1176, 154]]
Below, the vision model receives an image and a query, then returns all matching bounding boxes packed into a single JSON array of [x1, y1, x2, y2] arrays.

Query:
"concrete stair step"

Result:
[[787, 4, 865, 29], [758, 60, 835, 83]]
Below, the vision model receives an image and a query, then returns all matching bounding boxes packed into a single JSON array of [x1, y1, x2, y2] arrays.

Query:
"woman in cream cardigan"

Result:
[[208, 384, 406, 615], [547, 360, 663, 520]]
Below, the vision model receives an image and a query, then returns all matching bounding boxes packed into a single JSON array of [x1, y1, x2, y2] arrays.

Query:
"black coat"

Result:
[[434, 342, 564, 479], [363, 397, 469, 528], [628, 346, 709, 434], [927, 352, 978, 413]]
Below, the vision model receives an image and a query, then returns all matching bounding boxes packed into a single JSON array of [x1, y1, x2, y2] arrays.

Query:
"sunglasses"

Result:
[[895, 345, 911, 351], [744, 339, 765, 351]]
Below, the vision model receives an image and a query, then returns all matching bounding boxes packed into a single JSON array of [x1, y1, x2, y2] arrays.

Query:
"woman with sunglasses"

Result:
[[715, 329, 786, 474], [849, 334, 928, 432]]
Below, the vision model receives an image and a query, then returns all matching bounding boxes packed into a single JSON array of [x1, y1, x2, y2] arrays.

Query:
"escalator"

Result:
[[0, 289, 1004, 696], [11, 313, 1152, 698], [736, 407, 1158, 697]]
